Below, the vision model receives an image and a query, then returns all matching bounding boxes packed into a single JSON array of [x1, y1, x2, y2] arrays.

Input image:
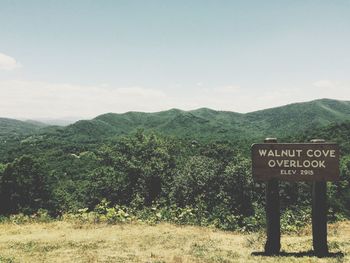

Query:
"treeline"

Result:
[[0, 131, 349, 230]]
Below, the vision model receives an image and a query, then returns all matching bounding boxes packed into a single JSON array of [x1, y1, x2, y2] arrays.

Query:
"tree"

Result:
[[98, 131, 177, 206], [222, 156, 254, 216], [86, 166, 129, 208], [0, 155, 51, 214], [171, 155, 220, 208]]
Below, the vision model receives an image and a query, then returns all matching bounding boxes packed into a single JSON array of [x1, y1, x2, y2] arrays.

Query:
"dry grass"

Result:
[[0, 220, 348, 263]]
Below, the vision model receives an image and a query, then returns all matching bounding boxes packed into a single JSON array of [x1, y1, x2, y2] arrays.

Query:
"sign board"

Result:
[[252, 143, 340, 181]]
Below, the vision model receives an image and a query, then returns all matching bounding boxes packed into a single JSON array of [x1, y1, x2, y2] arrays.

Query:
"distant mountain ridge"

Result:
[[1, 98, 350, 142], [0, 118, 45, 138], [63, 98, 350, 141]]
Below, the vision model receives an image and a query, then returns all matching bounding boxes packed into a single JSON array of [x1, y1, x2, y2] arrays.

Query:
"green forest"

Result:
[[1, 98, 350, 231]]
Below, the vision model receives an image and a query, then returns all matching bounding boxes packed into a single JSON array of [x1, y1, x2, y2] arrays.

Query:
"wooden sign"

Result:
[[252, 143, 340, 181]]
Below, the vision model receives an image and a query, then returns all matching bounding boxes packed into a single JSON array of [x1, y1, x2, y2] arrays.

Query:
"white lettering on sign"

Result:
[[252, 143, 340, 181], [259, 149, 336, 159], [268, 159, 326, 168], [259, 149, 303, 157], [306, 149, 336, 158], [258, 147, 335, 171]]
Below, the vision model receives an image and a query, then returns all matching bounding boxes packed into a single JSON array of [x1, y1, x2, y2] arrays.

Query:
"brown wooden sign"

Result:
[[252, 143, 340, 181]]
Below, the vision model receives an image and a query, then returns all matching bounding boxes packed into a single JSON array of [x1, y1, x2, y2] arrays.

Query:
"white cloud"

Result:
[[0, 53, 22, 70], [311, 80, 350, 98], [312, 80, 335, 88], [0, 80, 167, 119], [213, 85, 241, 94], [175, 81, 350, 113], [0, 80, 349, 119]]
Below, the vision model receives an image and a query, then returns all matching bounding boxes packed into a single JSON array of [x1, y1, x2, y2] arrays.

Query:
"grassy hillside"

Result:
[[0, 221, 347, 262]]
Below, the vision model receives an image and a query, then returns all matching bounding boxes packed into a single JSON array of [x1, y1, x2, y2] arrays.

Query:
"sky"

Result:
[[0, 0, 350, 120]]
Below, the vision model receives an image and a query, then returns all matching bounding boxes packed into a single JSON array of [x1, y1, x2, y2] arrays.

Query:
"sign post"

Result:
[[264, 138, 280, 255], [311, 139, 328, 257], [312, 181, 328, 256], [252, 139, 340, 256]]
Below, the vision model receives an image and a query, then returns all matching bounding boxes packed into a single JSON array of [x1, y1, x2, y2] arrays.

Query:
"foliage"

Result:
[[280, 206, 311, 233], [0, 156, 52, 215], [0, 209, 53, 224], [0, 99, 350, 231]]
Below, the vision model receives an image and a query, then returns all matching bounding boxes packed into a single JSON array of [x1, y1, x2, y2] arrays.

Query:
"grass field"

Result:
[[0, 220, 348, 263]]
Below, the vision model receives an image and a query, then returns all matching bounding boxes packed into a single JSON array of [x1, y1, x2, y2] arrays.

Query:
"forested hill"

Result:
[[1, 98, 349, 144], [61, 98, 350, 142], [1, 98, 350, 144], [0, 118, 46, 139], [289, 121, 350, 154], [0, 98, 350, 227], [244, 98, 350, 138]]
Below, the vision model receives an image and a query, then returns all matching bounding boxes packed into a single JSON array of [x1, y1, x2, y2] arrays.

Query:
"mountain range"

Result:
[[1, 98, 350, 143]]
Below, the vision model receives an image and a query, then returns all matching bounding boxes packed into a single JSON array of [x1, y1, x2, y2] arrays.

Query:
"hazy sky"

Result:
[[0, 0, 350, 119]]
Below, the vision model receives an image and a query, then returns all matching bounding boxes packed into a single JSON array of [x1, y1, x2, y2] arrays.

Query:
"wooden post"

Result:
[[311, 139, 329, 257], [264, 138, 281, 255]]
